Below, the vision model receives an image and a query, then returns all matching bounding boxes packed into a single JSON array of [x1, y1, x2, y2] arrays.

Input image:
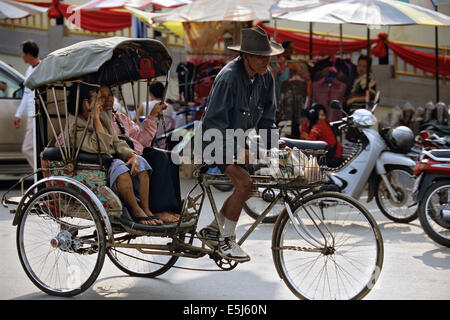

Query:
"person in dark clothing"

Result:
[[198, 26, 283, 262]]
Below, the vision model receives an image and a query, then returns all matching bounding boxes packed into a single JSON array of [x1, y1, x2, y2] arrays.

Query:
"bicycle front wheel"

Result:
[[272, 192, 383, 300]]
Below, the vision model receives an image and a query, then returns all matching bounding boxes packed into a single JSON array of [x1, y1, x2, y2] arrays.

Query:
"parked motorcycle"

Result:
[[417, 132, 450, 150], [416, 123, 450, 150], [245, 99, 418, 224], [322, 100, 417, 223], [412, 149, 450, 247], [420, 123, 450, 137]]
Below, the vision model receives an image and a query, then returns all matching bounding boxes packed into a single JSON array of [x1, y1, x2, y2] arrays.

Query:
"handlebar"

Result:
[[330, 115, 353, 130]]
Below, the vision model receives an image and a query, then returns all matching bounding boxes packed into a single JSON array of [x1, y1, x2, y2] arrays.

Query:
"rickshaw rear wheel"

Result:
[[16, 186, 107, 297]]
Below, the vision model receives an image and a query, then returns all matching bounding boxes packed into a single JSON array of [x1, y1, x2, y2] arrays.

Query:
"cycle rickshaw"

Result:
[[2, 38, 383, 300]]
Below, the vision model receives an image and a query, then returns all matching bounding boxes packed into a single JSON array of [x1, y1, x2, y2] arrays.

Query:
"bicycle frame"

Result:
[[109, 169, 331, 259]]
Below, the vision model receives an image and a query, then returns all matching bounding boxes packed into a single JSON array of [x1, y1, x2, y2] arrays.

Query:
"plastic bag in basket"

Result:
[[262, 147, 321, 185]]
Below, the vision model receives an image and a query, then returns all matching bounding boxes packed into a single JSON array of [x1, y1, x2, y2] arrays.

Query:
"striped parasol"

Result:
[[0, 0, 48, 20], [77, 0, 191, 10], [398, 0, 450, 7], [135, 0, 278, 22], [271, 0, 450, 26]]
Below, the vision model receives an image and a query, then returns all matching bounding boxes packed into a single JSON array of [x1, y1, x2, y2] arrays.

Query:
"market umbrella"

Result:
[[271, 0, 343, 59], [134, 0, 277, 22], [272, 0, 450, 26], [271, 0, 450, 103], [76, 0, 192, 37], [77, 0, 191, 10], [397, 0, 450, 101], [0, 0, 48, 20], [128, 0, 278, 59]]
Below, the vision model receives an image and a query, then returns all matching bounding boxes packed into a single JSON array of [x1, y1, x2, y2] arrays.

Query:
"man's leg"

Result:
[[216, 164, 252, 262], [221, 164, 252, 226], [22, 117, 34, 168]]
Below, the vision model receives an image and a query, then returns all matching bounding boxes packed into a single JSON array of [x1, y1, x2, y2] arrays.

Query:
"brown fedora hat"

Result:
[[227, 25, 284, 57]]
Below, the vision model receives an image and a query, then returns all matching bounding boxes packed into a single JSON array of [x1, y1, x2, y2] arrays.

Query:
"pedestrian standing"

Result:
[[13, 40, 40, 169]]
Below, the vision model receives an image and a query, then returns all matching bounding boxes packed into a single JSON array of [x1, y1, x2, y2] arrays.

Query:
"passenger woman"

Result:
[[97, 85, 181, 224], [67, 83, 163, 226]]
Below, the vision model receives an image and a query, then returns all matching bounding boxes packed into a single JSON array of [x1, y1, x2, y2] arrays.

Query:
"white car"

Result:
[[0, 60, 30, 175]]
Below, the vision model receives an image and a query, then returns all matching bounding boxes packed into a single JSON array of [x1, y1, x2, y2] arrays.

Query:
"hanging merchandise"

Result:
[[175, 58, 226, 107], [176, 61, 196, 102]]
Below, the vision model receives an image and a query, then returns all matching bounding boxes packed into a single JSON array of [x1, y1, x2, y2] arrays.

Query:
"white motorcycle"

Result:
[[245, 100, 418, 224]]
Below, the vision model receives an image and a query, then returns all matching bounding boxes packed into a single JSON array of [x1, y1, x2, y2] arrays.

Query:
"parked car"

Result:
[[0, 60, 30, 176]]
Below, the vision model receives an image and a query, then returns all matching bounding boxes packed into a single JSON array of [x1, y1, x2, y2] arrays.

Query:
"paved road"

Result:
[[0, 178, 449, 300]]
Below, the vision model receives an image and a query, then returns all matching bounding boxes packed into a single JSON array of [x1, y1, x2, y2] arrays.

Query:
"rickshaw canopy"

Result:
[[25, 37, 172, 90]]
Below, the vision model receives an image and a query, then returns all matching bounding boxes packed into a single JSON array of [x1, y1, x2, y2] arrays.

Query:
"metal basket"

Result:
[[266, 148, 327, 188]]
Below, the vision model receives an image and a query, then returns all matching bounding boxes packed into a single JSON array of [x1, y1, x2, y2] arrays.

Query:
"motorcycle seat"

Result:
[[430, 149, 450, 160], [280, 137, 328, 151], [421, 123, 450, 135]]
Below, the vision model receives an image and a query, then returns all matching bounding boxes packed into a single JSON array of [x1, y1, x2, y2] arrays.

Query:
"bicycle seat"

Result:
[[41, 147, 113, 165], [280, 138, 328, 151]]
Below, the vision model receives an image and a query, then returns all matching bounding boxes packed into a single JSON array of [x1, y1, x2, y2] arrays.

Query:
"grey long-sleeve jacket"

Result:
[[200, 56, 277, 164]]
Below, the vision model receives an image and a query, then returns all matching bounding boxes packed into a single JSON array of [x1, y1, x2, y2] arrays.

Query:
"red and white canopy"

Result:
[[0, 0, 48, 20], [77, 0, 191, 10]]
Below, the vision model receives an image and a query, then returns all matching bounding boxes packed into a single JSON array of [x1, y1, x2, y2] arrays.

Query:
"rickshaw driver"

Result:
[[199, 26, 283, 262]]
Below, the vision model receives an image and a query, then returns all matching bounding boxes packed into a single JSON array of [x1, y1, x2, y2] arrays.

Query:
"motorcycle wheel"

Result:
[[243, 187, 284, 223], [418, 180, 450, 247], [212, 184, 234, 192], [375, 165, 417, 223]]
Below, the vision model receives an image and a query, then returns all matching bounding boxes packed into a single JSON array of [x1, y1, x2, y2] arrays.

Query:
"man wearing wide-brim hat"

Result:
[[198, 26, 284, 262]]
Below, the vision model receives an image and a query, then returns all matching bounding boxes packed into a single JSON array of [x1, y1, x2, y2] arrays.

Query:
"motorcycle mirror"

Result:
[[330, 100, 342, 110], [371, 103, 378, 114], [370, 91, 381, 113], [374, 91, 381, 104]]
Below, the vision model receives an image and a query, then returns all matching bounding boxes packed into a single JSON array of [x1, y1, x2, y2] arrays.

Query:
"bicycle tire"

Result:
[[212, 184, 234, 192], [272, 192, 384, 300], [16, 186, 107, 297]]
